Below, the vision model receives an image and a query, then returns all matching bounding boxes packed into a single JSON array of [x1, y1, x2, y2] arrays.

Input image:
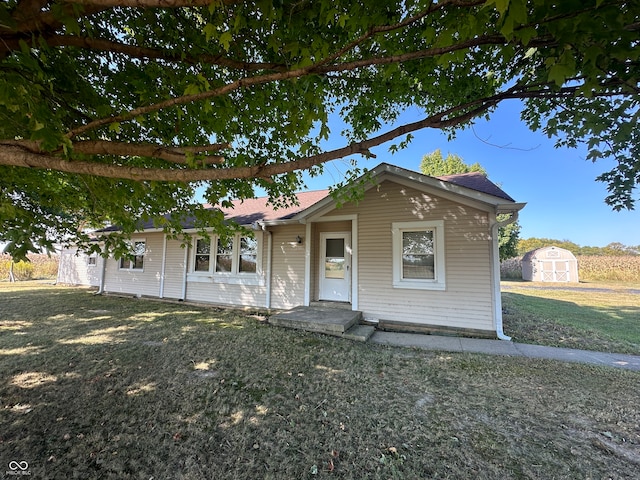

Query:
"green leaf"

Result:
[[203, 23, 216, 42], [219, 31, 233, 51], [518, 27, 537, 46], [493, 0, 511, 15]]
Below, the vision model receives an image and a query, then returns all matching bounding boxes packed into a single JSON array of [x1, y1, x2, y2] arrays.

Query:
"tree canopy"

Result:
[[420, 149, 487, 177], [1, 0, 638, 259]]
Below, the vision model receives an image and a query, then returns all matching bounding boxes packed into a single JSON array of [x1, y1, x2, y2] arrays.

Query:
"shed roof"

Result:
[[522, 246, 578, 262]]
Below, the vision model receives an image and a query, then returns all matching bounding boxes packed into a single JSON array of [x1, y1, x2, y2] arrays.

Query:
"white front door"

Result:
[[319, 232, 351, 302]]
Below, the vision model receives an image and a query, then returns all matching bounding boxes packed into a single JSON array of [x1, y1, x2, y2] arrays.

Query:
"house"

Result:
[[57, 163, 525, 339], [56, 248, 103, 287], [522, 246, 579, 282]]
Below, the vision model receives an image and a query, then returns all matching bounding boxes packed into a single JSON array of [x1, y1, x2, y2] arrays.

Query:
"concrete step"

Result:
[[342, 324, 376, 342], [309, 300, 353, 310], [270, 306, 362, 335]]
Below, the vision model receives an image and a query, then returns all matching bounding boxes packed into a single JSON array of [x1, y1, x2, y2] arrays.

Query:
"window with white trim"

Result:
[[194, 238, 211, 272], [238, 236, 257, 273], [87, 255, 97, 266], [119, 240, 145, 271], [392, 221, 445, 290], [215, 236, 233, 273], [190, 233, 261, 281]]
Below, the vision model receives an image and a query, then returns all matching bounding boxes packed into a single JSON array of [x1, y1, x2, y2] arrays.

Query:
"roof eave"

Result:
[[497, 202, 527, 214], [289, 163, 524, 220]]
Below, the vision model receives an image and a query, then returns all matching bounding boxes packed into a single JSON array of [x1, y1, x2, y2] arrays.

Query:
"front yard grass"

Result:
[[1, 284, 639, 479], [502, 281, 640, 355]]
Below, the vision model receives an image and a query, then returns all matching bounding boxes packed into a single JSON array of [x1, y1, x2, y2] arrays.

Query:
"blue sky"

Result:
[[299, 100, 639, 247]]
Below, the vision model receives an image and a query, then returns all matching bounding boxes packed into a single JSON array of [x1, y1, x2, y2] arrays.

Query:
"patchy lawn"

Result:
[[502, 281, 640, 355], [1, 284, 639, 479]]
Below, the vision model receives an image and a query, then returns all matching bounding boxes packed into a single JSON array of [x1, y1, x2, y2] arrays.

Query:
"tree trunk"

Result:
[[9, 260, 15, 282]]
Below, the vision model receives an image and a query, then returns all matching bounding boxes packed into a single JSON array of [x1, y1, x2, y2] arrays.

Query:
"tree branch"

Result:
[[0, 96, 499, 182], [66, 32, 516, 139], [1, 139, 229, 165], [0, 79, 629, 182], [8, 3, 106, 35], [45, 34, 287, 72], [61, 0, 238, 7]]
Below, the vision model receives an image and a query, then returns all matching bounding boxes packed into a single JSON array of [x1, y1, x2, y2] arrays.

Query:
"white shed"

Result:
[[521, 246, 579, 282]]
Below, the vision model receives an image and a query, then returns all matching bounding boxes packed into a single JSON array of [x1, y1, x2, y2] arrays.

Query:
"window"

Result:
[[194, 238, 211, 272], [324, 238, 345, 279], [402, 230, 435, 279], [87, 255, 97, 266], [120, 240, 145, 270], [392, 221, 445, 290], [190, 233, 260, 281], [239, 236, 257, 273], [215, 237, 233, 273]]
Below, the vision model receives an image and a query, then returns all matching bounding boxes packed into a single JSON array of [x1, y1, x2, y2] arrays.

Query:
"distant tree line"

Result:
[[517, 238, 639, 256]]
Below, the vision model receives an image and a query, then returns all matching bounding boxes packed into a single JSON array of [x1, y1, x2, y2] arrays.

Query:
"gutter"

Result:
[[491, 209, 522, 341]]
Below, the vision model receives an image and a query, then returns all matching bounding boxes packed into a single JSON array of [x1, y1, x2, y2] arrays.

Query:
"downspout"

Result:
[[258, 223, 272, 309], [491, 210, 520, 341], [181, 241, 189, 301], [159, 234, 167, 298]]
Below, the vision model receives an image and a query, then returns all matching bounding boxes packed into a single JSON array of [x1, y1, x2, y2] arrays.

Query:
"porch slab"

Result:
[[270, 306, 362, 335]]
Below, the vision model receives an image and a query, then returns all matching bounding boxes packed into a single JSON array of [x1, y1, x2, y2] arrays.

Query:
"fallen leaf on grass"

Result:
[[327, 459, 334, 472]]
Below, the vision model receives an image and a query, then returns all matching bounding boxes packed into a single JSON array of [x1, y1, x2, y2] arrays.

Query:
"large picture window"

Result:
[[190, 233, 260, 282], [119, 240, 145, 271], [392, 221, 445, 290]]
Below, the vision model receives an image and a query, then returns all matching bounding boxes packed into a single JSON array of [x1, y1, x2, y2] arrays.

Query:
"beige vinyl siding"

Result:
[[162, 238, 186, 299], [185, 282, 266, 307], [56, 248, 102, 287], [103, 233, 163, 297], [269, 225, 306, 309], [323, 180, 494, 331]]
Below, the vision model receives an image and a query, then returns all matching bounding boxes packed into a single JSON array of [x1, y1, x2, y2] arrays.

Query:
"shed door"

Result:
[[319, 233, 351, 302], [540, 260, 570, 282]]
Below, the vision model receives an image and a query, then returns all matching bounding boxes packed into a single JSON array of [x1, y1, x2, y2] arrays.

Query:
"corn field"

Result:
[[501, 255, 640, 282], [576, 255, 640, 282], [0, 253, 60, 281]]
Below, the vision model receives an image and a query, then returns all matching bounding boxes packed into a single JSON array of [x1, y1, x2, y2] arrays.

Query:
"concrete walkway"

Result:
[[370, 331, 640, 372]]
